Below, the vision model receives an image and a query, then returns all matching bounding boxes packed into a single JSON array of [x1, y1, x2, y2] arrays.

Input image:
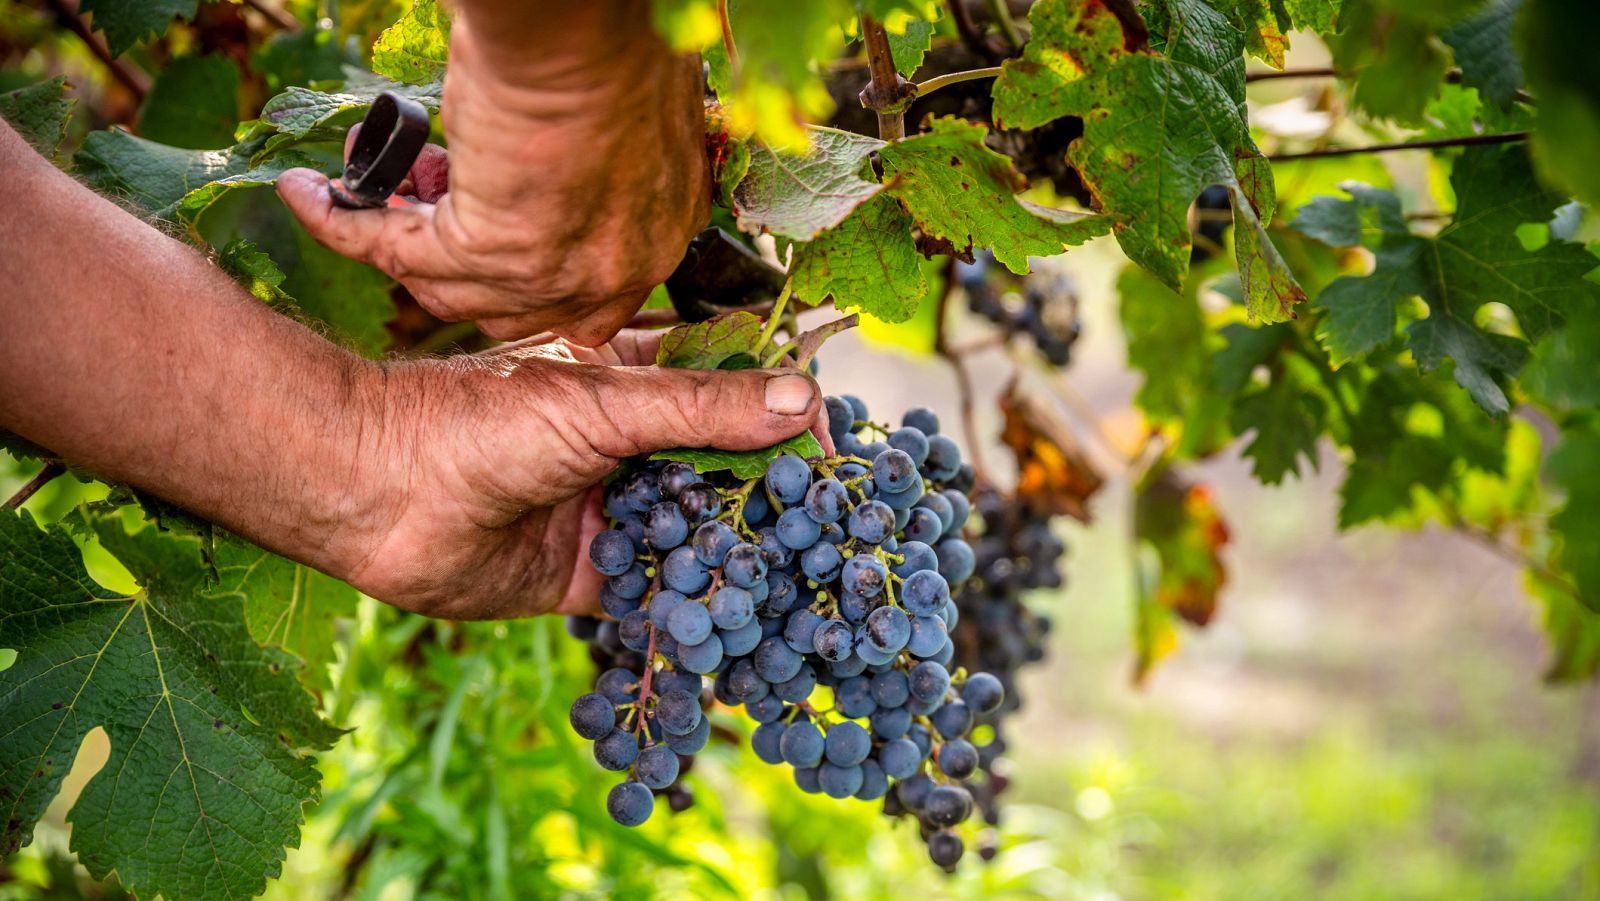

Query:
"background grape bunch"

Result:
[[565, 395, 1009, 868], [956, 252, 1083, 366]]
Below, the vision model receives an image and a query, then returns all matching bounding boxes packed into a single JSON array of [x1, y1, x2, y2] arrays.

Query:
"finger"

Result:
[[276, 167, 459, 288], [563, 366, 822, 461], [409, 143, 450, 202], [605, 329, 666, 366], [553, 486, 607, 616]]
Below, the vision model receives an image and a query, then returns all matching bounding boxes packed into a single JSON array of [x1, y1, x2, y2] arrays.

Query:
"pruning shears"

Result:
[[329, 91, 432, 209]]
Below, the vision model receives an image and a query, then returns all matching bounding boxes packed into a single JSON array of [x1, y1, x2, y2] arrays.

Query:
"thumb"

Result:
[[275, 167, 451, 281], [566, 365, 822, 461]]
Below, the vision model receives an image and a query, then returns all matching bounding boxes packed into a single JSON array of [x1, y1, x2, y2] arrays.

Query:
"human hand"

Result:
[[275, 0, 710, 345], [337, 333, 823, 620]]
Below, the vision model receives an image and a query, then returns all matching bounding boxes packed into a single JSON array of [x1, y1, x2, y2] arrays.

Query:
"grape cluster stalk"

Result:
[[565, 395, 1005, 868]]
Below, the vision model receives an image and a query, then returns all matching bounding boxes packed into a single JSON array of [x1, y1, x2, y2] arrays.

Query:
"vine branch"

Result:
[[8, 460, 65, 509], [241, 0, 300, 31], [914, 66, 1003, 99], [858, 16, 913, 141], [1270, 131, 1529, 162], [42, 0, 150, 102]]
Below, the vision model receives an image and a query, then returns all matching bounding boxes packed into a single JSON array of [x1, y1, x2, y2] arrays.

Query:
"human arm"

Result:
[[0, 121, 818, 618]]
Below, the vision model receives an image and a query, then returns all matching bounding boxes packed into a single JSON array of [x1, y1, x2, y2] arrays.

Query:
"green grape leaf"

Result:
[[76, 131, 267, 217], [1524, 316, 1600, 412], [1519, 0, 1600, 206], [1325, 0, 1450, 123], [279, 228, 396, 358], [1228, 374, 1324, 484], [717, 0, 850, 149], [650, 432, 826, 480], [253, 26, 365, 93], [79, 0, 198, 56], [208, 534, 359, 693], [879, 117, 1110, 273], [1281, 0, 1341, 33], [0, 77, 74, 158], [992, 0, 1303, 320], [137, 55, 241, 150], [1288, 182, 1406, 248], [886, 16, 934, 76], [656, 311, 767, 369], [1209, 0, 1289, 67], [372, 0, 451, 85], [1532, 569, 1600, 681], [1117, 265, 1232, 456], [789, 194, 927, 322], [1132, 468, 1229, 683], [1440, 0, 1524, 110], [250, 76, 442, 142], [1293, 148, 1600, 413], [219, 239, 291, 305], [0, 510, 330, 900], [732, 128, 885, 241]]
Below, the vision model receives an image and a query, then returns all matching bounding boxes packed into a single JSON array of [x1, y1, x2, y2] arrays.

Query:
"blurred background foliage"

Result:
[[2, 0, 1599, 898]]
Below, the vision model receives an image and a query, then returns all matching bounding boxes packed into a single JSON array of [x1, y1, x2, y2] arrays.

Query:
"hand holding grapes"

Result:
[[275, 0, 710, 345]]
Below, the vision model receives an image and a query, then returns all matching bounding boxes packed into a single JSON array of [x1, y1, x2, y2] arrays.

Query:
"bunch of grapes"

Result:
[[566, 395, 1007, 867], [956, 252, 1082, 366], [946, 487, 1065, 840]]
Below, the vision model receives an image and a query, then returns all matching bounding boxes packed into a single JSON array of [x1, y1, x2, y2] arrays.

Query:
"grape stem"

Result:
[[7, 460, 64, 509], [752, 282, 793, 356], [716, 0, 740, 73], [914, 66, 1004, 100]]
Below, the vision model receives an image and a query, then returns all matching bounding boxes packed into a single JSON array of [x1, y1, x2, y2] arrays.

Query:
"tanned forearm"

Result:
[[0, 121, 390, 574]]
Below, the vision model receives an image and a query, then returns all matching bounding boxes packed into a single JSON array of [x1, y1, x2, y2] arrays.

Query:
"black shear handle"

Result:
[[329, 91, 432, 210]]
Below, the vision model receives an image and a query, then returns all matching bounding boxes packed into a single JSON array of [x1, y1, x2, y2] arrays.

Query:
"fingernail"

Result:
[[765, 373, 815, 415]]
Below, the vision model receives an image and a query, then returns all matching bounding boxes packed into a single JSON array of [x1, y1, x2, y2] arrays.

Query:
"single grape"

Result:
[[870, 705, 912, 739], [779, 720, 825, 768], [824, 721, 871, 766], [840, 555, 888, 597], [947, 462, 976, 493], [773, 664, 816, 703], [961, 672, 1005, 715], [793, 766, 822, 794], [635, 744, 680, 789], [655, 689, 702, 736], [904, 507, 945, 545], [604, 481, 632, 521], [936, 538, 976, 585], [854, 630, 898, 667], [666, 601, 712, 645], [891, 541, 939, 579], [931, 700, 973, 740], [896, 773, 935, 810], [878, 474, 925, 511], [589, 530, 636, 577], [924, 784, 973, 827], [607, 781, 654, 827], [842, 394, 869, 423], [861, 441, 890, 460], [757, 527, 795, 569], [678, 482, 722, 524], [719, 616, 764, 656], [909, 661, 951, 704], [782, 608, 825, 655], [924, 435, 962, 481], [609, 563, 649, 601], [800, 542, 843, 583], [708, 586, 754, 630], [624, 470, 661, 513], [761, 572, 799, 617], [856, 758, 889, 801], [677, 632, 724, 674], [599, 583, 640, 620], [661, 545, 712, 595], [942, 489, 971, 532], [819, 522, 846, 545], [870, 670, 910, 707], [804, 479, 849, 524], [839, 592, 876, 625], [691, 520, 738, 567], [907, 615, 948, 658], [722, 542, 768, 589], [864, 605, 911, 655], [830, 654, 870, 679], [766, 454, 812, 505], [937, 738, 979, 779], [915, 492, 954, 534], [618, 608, 651, 652], [644, 502, 689, 550], [752, 721, 787, 764], [746, 692, 786, 723], [742, 486, 771, 524], [887, 427, 929, 466], [776, 507, 822, 550], [835, 675, 877, 718], [569, 692, 616, 741], [879, 736, 922, 778], [755, 635, 804, 683], [871, 448, 918, 494], [818, 763, 865, 799], [665, 712, 711, 754], [594, 728, 640, 771], [658, 461, 698, 499], [927, 830, 964, 867], [595, 668, 639, 705], [824, 396, 855, 441], [812, 619, 855, 662], [903, 407, 940, 435], [847, 500, 895, 544]]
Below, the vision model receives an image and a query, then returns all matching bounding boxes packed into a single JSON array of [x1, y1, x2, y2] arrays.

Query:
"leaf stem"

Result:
[[1269, 131, 1529, 162], [753, 282, 792, 355], [985, 0, 1023, 50], [914, 66, 1004, 99], [716, 0, 740, 73], [8, 460, 64, 509], [762, 340, 800, 368]]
